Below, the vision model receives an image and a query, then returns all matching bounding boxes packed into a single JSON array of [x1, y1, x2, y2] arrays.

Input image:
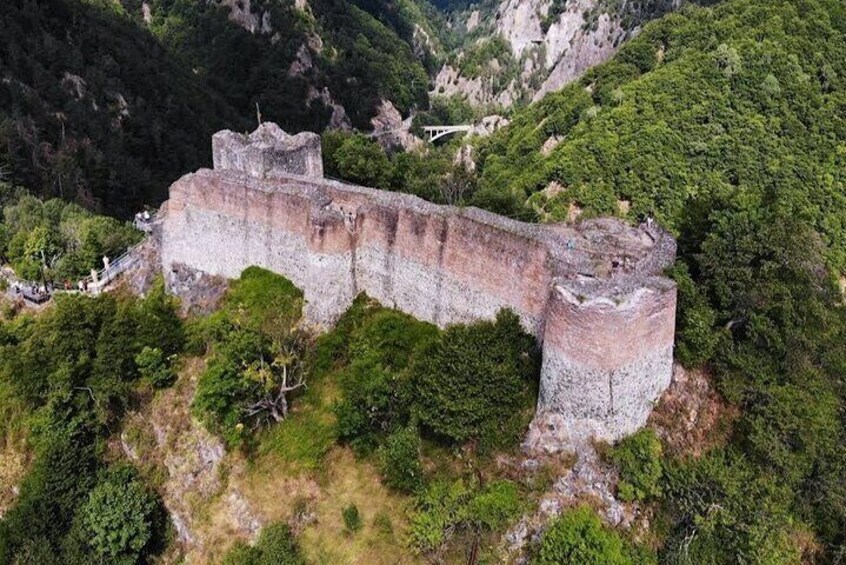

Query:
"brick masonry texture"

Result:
[[159, 125, 678, 451]]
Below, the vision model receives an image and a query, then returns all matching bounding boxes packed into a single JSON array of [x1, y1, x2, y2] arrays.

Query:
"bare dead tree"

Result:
[[438, 166, 477, 206], [243, 300, 312, 426]]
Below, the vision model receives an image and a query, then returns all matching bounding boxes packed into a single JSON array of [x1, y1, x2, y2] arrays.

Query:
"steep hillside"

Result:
[[0, 0, 246, 217], [0, 0, 447, 218], [433, 0, 690, 109], [470, 0, 846, 559], [120, 0, 441, 129]]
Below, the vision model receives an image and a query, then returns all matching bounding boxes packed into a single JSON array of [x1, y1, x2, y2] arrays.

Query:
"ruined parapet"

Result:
[[161, 124, 677, 451], [212, 122, 323, 178]]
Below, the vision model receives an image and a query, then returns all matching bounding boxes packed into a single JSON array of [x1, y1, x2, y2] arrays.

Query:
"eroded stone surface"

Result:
[[212, 122, 323, 179], [160, 124, 677, 450]]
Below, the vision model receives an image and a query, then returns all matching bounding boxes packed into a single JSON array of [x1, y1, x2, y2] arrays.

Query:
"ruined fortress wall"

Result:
[[524, 284, 676, 448], [160, 125, 678, 449], [163, 170, 553, 333]]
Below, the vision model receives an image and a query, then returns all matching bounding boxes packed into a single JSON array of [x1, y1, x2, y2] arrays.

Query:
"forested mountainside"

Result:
[[432, 0, 699, 110], [0, 0, 445, 218], [469, 0, 846, 559], [0, 0, 246, 217], [118, 0, 442, 128]]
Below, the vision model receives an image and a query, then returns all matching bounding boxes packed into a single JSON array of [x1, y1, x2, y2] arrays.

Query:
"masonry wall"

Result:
[[160, 165, 677, 449]]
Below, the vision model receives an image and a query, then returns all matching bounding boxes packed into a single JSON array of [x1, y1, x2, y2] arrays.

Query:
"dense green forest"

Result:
[[0, 0, 443, 218], [121, 0, 436, 128], [465, 0, 846, 560], [0, 184, 140, 282], [0, 279, 184, 563], [0, 0, 246, 217], [2, 0, 846, 561]]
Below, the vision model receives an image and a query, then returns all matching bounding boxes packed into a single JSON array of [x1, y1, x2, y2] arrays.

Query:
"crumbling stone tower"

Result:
[[159, 124, 677, 451]]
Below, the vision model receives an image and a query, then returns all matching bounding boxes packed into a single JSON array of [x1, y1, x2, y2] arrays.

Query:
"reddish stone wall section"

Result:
[[159, 125, 678, 450]]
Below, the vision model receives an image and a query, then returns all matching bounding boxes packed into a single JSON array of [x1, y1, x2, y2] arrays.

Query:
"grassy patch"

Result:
[[297, 448, 419, 565], [0, 380, 32, 515], [258, 410, 337, 474]]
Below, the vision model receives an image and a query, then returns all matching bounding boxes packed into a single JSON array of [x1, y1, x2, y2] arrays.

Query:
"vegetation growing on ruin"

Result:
[[173, 269, 556, 561]]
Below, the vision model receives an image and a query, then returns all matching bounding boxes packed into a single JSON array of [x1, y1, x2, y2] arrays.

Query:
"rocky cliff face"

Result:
[[434, 0, 682, 107]]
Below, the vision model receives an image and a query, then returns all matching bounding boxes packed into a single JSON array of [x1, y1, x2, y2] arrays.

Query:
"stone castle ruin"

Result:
[[158, 123, 678, 450]]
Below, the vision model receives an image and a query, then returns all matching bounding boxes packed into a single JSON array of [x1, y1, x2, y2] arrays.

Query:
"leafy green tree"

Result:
[[193, 269, 311, 447], [661, 450, 800, 564], [77, 467, 162, 565], [333, 134, 392, 188], [334, 308, 436, 452], [411, 310, 538, 445]]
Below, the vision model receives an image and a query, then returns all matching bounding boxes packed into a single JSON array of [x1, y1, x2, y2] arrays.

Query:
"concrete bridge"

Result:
[[422, 124, 472, 142]]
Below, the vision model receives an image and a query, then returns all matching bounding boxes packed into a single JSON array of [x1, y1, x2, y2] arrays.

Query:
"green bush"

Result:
[[221, 542, 261, 565], [254, 522, 304, 565], [135, 346, 175, 389], [334, 308, 436, 452], [409, 480, 472, 553], [221, 522, 304, 565], [609, 429, 663, 502], [222, 267, 303, 329], [342, 504, 362, 534], [378, 425, 424, 493], [411, 310, 538, 445], [77, 466, 163, 565], [533, 507, 632, 565], [466, 480, 523, 530]]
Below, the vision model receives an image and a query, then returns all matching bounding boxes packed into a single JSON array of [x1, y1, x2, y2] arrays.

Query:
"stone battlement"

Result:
[[212, 123, 324, 179], [160, 124, 677, 450]]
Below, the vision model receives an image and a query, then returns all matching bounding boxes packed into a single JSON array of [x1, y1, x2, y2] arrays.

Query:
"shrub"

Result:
[[609, 429, 663, 502], [334, 308, 435, 452], [378, 425, 424, 493], [409, 480, 472, 553], [77, 466, 163, 565], [221, 541, 260, 565], [342, 504, 362, 533], [222, 266, 303, 331], [134, 346, 175, 388], [411, 310, 538, 445], [534, 507, 632, 565], [221, 522, 304, 565], [254, 522, 304, 565], [466, 480, 523, 530]]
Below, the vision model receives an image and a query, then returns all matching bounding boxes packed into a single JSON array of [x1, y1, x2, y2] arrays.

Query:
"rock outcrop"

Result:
[[159, 124, 677, 450], [434, 0, 681, 107], [369, 100, 423, 153]]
